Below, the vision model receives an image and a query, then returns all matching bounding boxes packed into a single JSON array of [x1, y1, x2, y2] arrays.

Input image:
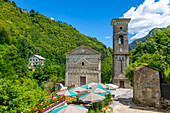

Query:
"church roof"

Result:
[[111, 18, 131, 26], [64, 45, 102, 55]]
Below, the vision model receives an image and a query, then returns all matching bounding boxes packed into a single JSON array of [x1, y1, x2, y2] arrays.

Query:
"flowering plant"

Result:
[[24, 93, 66, 113]]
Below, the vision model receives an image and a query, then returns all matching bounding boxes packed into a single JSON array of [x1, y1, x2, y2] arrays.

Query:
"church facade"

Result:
[[64, 45, 101, 87], [111, 18, 131, 88]]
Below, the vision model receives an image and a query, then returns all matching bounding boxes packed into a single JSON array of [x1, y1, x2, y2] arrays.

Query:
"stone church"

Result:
[[64, 45, 101, 87], [111, 18, 131, 88]]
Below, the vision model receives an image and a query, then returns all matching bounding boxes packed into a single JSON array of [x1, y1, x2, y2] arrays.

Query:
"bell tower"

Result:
[[111, 18, 131, 88]]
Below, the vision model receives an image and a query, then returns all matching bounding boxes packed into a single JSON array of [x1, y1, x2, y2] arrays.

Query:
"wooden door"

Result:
[[80, 77, 86, 86], [120, 81, 124, 88]]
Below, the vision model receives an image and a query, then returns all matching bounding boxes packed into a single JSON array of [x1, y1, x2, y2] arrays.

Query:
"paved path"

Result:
[[109, 89, 166, 113]]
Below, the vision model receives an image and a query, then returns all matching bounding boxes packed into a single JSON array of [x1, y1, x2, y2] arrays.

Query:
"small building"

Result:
[[29, 55, 45, 70], [21, 9, 29, 13], [132, 65, 161, 107], [64, 45, 102, 87]]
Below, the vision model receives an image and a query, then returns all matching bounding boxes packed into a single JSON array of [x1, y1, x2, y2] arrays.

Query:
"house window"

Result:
[[36, 59, 38, 61], [147, 83, 151, 88], [82, 62, 84, 66], [119, 35, 124, 44], [33, 59, 35, 61], [30, 59, 32, 61]]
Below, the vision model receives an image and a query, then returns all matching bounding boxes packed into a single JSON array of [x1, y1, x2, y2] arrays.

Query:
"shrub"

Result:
[[108, 93, 112, 101], [88, 109, 95, 113], [95, 108, 100, 113], [99, 101, 105, 110]]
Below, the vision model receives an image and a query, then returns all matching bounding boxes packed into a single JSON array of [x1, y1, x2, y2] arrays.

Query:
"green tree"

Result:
[[12, 1, 16, 7], [30, 9, 35, 17], [101, 57, 112, 83], [18, 37, 29, 59], [42, 75, 63, 93], [0, 24, 11, 44]]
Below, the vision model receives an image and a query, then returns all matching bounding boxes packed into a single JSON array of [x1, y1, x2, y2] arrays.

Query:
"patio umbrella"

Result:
[[51, 104, 88, 113], [106, 84, 118, 90], [82, 83, 108, 89], [88, 87, 109, 94], [90, 83, 109, 90], [56, 90, 77, 97], [81, 84, 89, 89], [79, 92, 105, 103], [69, 87, 87, 93]]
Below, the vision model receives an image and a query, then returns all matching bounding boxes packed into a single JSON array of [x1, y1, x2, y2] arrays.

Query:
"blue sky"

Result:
[[14, 0, 170, 48]]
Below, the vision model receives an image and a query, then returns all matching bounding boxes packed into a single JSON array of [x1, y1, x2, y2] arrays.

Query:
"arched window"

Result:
[[119, 35, 124, 44], [82, 62, 84, 66]]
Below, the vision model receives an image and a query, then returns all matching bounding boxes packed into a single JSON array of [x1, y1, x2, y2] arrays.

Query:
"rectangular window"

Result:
[[33, 59, 35, 61], [147, 83, 151, 88], [36, 59, 38, 61], [30, 59, 32, 61]]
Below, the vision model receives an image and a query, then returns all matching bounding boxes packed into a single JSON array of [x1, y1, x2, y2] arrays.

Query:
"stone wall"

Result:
[[133, 66, 161, 107], [65, 45, 101, 87], [113, 21, 129, 54], [66, 72, 100, 86], [160, 98, 170, 110], [113, 55, 129, 78], [112, 78, 131, 88]]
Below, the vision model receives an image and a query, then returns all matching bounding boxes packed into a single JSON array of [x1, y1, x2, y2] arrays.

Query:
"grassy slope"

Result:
[[0, 1, 112, 66]]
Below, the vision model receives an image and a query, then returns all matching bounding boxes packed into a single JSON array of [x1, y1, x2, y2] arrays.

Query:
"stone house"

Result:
[[64, 45, 101, 87], [29, 54, 45, 70], [132, 65, 161, 107]]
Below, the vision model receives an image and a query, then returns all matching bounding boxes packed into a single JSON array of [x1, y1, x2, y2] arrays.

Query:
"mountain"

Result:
[[0, 1, 113, 112], [129, 27, 167, 50], [167, 25, 170, 28]]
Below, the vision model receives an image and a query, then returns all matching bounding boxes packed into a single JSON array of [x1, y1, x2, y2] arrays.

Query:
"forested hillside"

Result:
[[0, 0, 112, 112], [126, 28, 170, 84], [129, 27, 166, 50]]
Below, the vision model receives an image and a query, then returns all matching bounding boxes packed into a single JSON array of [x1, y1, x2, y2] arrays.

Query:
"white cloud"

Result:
[[105, 36, 111, 39], [123, 0, 170, 40]]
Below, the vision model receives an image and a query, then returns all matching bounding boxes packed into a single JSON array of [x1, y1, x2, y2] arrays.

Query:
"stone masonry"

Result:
[[64, 45, 101, 87], [111, 18, 131, 88], [133, 65, 161, 107]]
